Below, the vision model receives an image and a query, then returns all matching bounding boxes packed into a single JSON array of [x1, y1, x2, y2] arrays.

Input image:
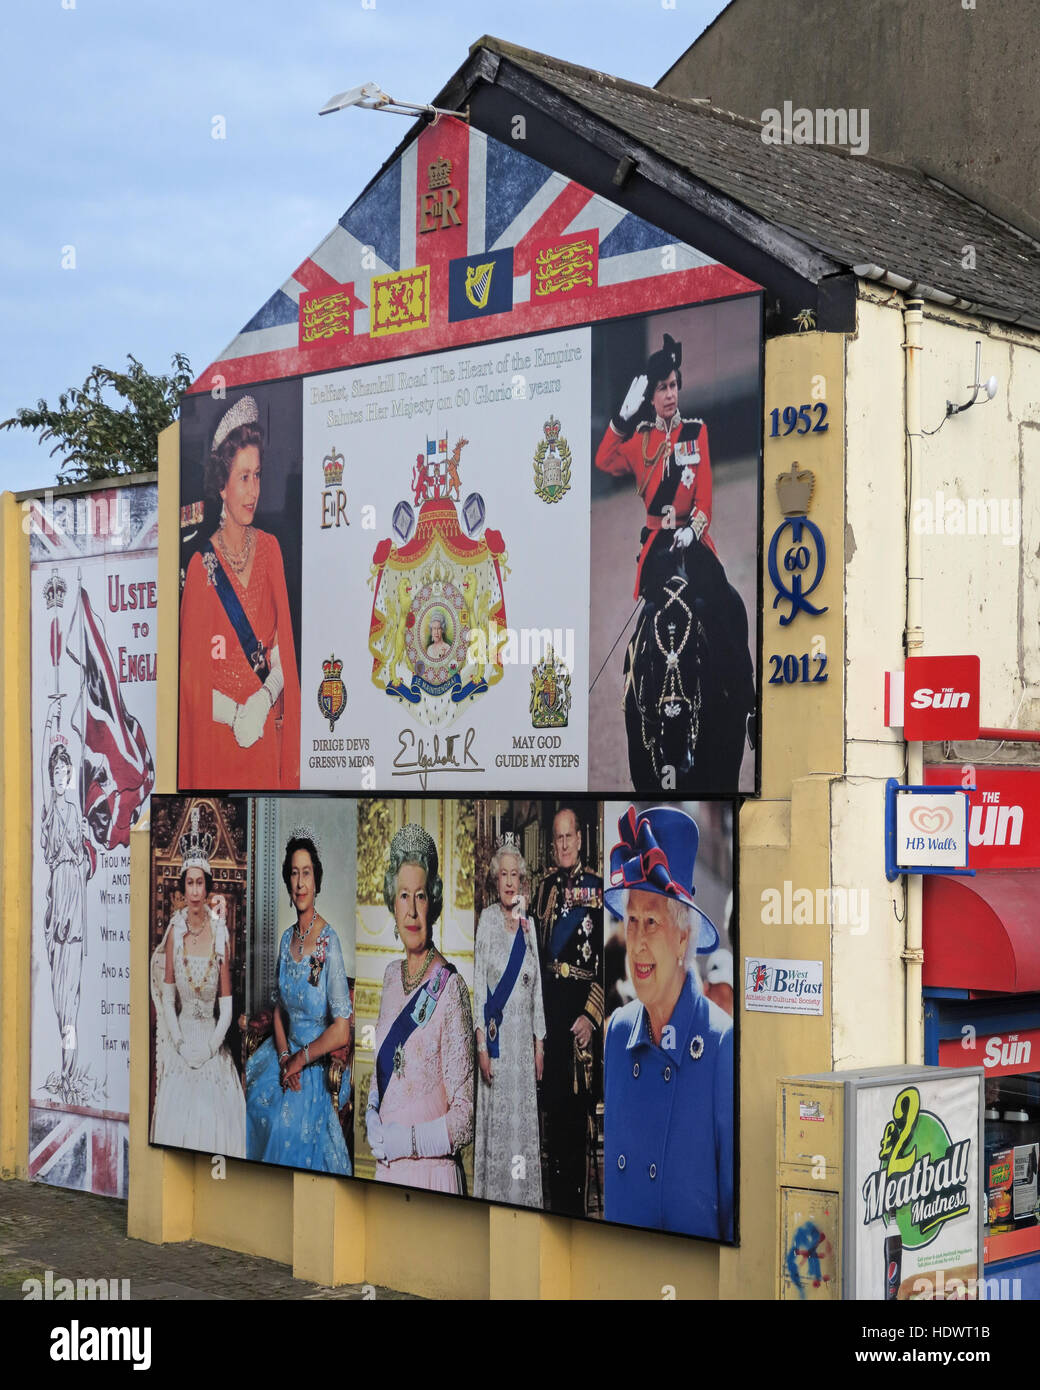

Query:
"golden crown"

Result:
[[776, 462, 815, 517], [323, 448, 345, 487], [428, 156, 452, 190]]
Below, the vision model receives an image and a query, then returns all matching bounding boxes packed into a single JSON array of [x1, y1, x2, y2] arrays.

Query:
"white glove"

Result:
[[233, 687, 271, 748], [413, 1114, 452, 1159], [619, 374, 648, 421], [381, 1122, 412, 1162], [366, 1104, 386, 1161], [213, 690, 237, 728], [381, 1115, 453, 1162], [266, 645, 285, 705], [161, 982, 184, 1053], [207, 995, 232, 1059], [672, 527, 694, 550], [182, 1040, 210, 1069]]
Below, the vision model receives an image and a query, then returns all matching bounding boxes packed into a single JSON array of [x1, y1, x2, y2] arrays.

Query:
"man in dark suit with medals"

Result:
[[534, 807, 604, 1217]]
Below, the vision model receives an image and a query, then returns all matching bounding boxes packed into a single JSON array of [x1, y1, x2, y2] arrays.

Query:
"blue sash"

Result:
[[483, 922, 528, 1059], [202, 539, 270, 685], [374, 962, 456, 1106], [550, 904, 588, 960]]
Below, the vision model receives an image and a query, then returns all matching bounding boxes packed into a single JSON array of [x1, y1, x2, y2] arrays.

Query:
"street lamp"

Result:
[[319, 82, 466, 121]]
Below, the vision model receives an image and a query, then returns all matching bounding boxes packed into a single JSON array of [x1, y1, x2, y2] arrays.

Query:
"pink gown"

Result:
[[372, 959, 474, 1193]]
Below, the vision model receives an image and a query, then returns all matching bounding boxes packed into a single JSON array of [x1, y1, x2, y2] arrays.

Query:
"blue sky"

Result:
[[0, 0, 728, 492]]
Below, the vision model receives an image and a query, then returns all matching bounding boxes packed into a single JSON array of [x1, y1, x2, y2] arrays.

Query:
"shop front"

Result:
[[924, 767, 1040, 1296]]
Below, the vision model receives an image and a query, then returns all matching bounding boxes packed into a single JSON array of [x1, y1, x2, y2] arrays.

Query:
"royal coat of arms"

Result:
[[367, 439, 508, 728], [529, 645, 571, 728], [533, 415, 571, 503], [317, 654, 347, 731]]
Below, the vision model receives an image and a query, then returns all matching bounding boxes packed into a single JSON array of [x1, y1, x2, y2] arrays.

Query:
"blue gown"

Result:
[[246, 925, 352, 1175]]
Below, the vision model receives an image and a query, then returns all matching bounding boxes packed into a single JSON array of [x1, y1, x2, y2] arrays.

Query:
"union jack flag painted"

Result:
[[29, 1105, 128, 1197], [68, 588, 154, 850], [189, 118, 759, 394]]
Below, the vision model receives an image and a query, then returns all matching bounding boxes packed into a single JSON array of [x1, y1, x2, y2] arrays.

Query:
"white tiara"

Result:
[[287, 824, 322, 859], [179, 805, 215, 874], [212, 395, 259, 452], [392, 823, 436, 861], [495, 831, 521, 853]]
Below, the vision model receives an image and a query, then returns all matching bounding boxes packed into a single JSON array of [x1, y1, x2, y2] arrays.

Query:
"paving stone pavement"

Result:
[[0, 1178, 416, 1300]]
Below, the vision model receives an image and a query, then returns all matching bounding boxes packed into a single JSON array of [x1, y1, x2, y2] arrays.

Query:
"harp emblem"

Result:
[[464, 261, 495, 310]]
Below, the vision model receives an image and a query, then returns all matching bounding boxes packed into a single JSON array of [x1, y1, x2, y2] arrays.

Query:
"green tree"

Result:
[[1, 353, 193, 485]]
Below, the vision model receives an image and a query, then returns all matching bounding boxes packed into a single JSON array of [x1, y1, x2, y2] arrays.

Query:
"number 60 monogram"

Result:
[[766, 462, 829, 684]]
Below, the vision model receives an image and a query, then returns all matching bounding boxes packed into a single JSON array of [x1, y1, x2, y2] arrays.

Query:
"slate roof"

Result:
[[441, 38, 1039, 331]]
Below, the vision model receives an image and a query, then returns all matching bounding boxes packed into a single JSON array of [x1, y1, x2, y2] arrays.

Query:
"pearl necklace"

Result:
[[217, 524, 255, 575]]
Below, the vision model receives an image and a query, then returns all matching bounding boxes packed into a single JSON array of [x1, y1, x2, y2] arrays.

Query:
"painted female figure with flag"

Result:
[[40, 695, 91, 1104]]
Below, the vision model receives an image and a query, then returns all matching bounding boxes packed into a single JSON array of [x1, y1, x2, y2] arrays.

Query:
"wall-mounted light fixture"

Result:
[[319, 82, 467, 122], [946, 341, 998, 418]]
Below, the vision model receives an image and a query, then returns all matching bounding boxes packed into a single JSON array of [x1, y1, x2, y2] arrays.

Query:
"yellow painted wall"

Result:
[[719, 332, 846, 1299], [127, 337, 852, 1298], [0, 493, 32, 1179]]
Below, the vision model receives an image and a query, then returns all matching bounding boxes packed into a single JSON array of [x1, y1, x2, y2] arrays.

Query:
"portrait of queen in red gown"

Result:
[[178, 394, 301, 790]]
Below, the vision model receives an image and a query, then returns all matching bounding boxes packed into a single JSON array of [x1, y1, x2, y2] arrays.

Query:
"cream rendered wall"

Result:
[[836, 291, 1040, 1076], [838, 294, 910, 1071], [911, 312, 1040, 718]]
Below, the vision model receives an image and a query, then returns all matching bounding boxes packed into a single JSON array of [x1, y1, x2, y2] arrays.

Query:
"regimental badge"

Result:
[[367, 438, 509, 730], [529, 644, 571, 729], [370, 266, 431, 338], [530, 231, 598, 299], [317, 654, 347, 732], [533, 415, 572, 504], [298, 281, 361, 349]]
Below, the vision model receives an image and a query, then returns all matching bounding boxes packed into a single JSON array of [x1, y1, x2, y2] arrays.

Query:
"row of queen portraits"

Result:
[[149, 795, 737, 1241]]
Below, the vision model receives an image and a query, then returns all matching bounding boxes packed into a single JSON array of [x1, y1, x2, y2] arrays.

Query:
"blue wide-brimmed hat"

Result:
[[603, 805, 718, 954]]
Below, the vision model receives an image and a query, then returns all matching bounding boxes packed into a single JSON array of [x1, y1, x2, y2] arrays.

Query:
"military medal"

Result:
[[581, 939, 591, 963], [393, 1043, 406, 1078]]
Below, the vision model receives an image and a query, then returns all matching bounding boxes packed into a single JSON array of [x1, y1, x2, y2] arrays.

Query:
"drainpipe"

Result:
[[903, 297, 925, 1065]]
